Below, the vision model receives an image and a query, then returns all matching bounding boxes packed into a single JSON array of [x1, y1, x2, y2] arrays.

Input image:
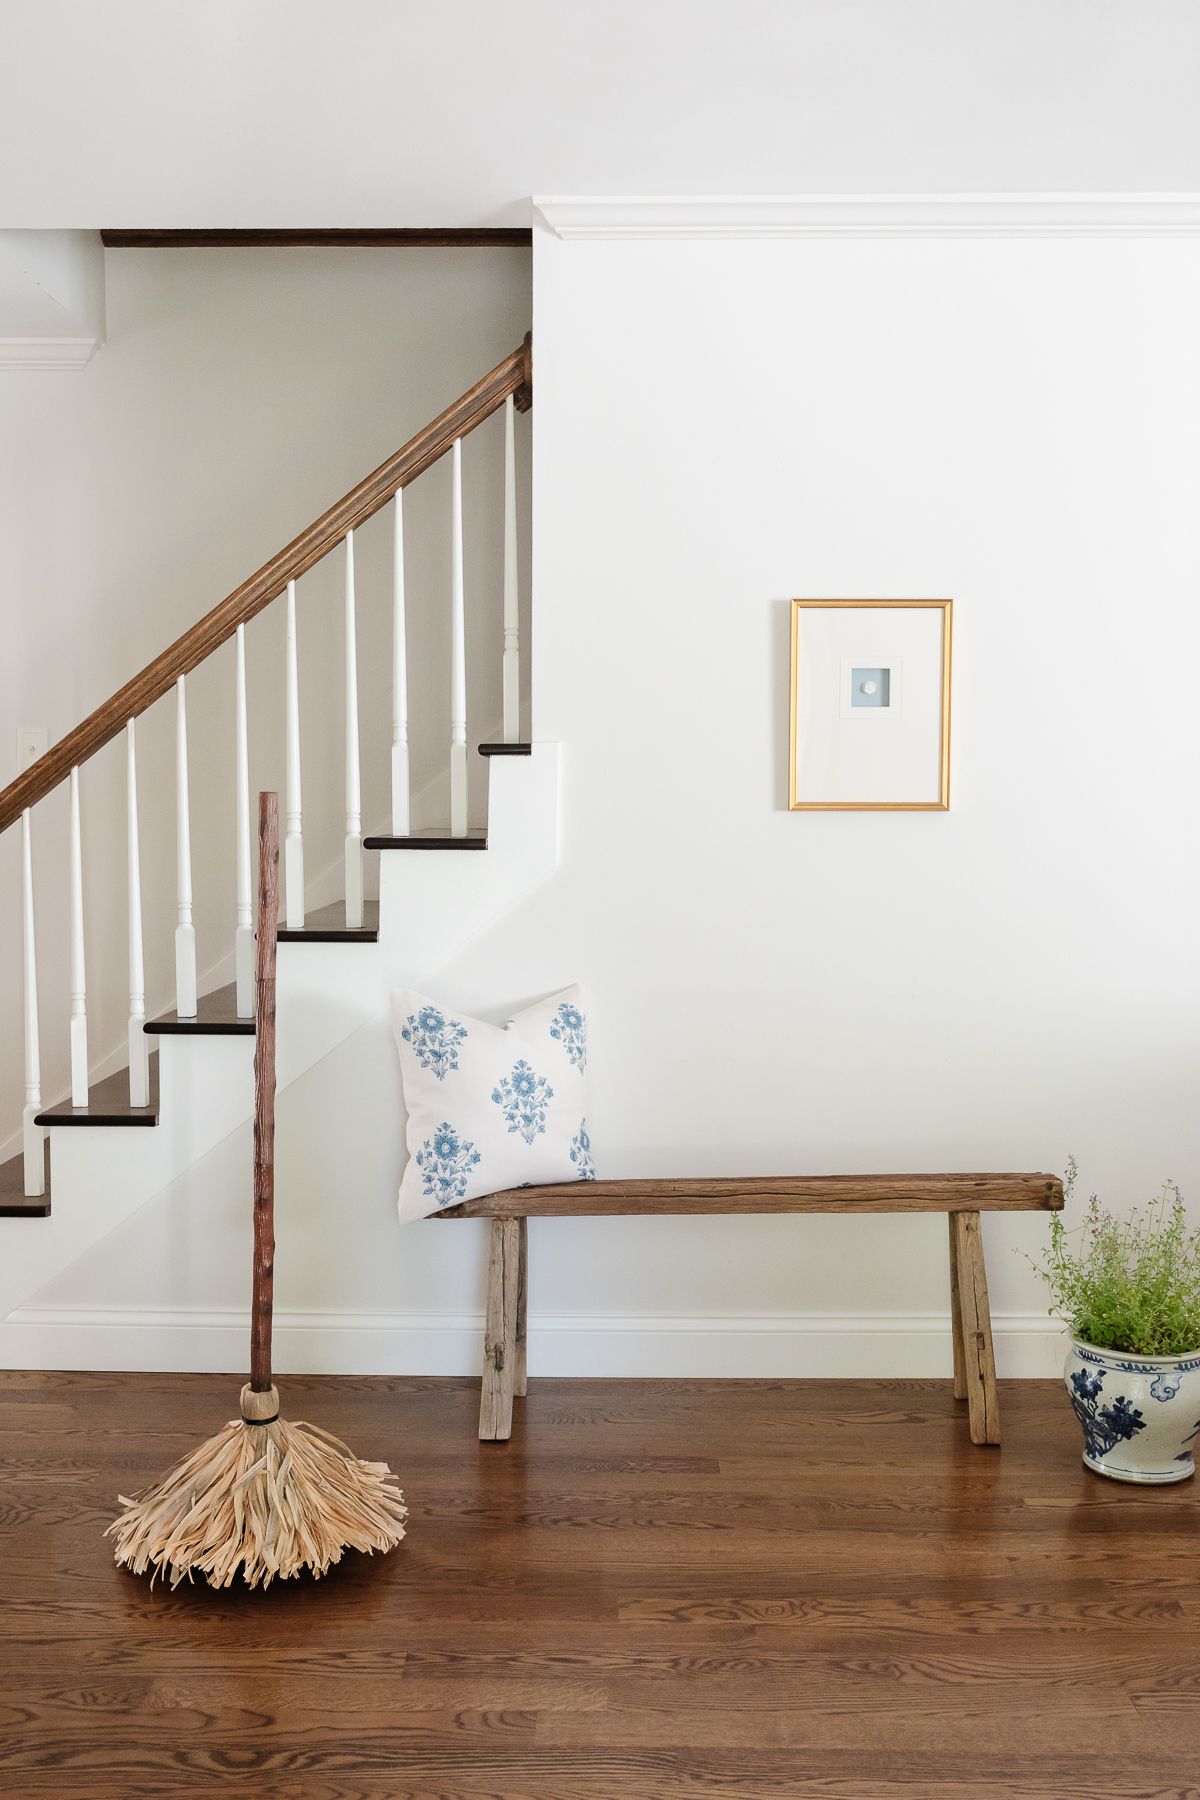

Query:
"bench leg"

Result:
[[950, 1209, 1000, 1446], [947, 1214, 967, 1401], [514, 1216, 528, 1398], [479, 1219, 520, 1441]]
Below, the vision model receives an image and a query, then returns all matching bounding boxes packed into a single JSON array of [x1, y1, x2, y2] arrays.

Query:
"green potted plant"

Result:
[[1031, 1160, 1200, 1483]]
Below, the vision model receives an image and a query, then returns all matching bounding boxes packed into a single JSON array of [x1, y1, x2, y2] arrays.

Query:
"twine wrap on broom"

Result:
[[107, 792, 406, 1589]]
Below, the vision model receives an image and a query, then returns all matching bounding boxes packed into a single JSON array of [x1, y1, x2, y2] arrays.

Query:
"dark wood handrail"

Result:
[[0, 334, 532, 836]]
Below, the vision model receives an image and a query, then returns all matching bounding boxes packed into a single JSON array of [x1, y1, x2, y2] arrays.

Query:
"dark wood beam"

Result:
[[101, 229, 532, 249]]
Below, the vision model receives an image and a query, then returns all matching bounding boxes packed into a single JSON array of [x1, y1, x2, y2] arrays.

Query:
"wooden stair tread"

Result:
[[147, 981, 253, 1035], [277, 900, 379, 942], [36, 1052, 160, 1128], [0, 1141, 51, 1217], [478, 742, 531, 757], [363, 833, 487, 851], [438, 1172, 1065, 1219]]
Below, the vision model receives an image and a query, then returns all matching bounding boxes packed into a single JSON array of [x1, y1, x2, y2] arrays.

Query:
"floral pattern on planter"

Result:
[[550, 1001, 587, 1073], [1175, 1420, 1200, 1465], [415, 1122, 481, 1206], [1076, 1345, 1200, 1403], [570, 1120, 595, 1181], [1064, 1339, 1198, 1484], [1068, 1366, 1146, 1461], [401, 1005, 468, 1082], [491, 1059, 554, 1145]]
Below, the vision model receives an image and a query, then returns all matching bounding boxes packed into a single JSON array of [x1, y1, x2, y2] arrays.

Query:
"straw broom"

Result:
[[107, 791, 407, 1589]]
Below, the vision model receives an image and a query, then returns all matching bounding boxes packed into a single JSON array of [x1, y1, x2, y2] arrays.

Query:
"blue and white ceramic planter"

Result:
[[1065, 1339, 1200, 1484]]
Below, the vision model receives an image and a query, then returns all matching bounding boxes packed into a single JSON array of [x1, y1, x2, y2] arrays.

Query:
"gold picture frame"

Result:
[[789, 599, 953, 811]]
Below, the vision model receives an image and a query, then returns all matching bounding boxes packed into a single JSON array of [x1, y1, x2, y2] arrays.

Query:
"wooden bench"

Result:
[[438, 1173, 1064, 1446]]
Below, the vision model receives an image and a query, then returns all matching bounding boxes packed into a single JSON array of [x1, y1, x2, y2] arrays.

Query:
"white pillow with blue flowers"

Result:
[[391, 984, 594, 1222]]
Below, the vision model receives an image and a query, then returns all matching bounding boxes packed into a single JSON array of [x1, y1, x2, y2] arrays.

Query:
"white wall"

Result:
[[4, 1, 1200, 224], [497, 224, 1198, 1357], [0, 246, 531, 1153], [9, 223, 1200, 1379], [0, 230, 105, 366]]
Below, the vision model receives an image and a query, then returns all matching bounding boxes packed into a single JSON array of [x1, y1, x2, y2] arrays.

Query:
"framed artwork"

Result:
[[789, 599, 952, 811]]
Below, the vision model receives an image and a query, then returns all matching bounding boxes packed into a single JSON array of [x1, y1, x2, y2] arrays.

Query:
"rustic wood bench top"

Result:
[[438, 1172, 1064, 1219], [435, 1170, 1064, 1449]]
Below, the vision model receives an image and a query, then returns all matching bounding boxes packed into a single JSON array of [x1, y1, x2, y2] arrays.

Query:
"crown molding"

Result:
[[534, 194, 1200, 241], [0, 335, 100, 371]]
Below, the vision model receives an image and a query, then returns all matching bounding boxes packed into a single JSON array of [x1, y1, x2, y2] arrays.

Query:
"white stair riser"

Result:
[[278, 746, 560, 1084], [0, 1033, 254, 1320]]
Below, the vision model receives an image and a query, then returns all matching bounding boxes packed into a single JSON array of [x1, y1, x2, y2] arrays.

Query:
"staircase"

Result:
[[0, 334, 558, 1346]]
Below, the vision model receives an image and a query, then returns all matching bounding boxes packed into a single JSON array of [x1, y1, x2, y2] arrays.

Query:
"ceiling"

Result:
[[3, 1, 1200, 228]]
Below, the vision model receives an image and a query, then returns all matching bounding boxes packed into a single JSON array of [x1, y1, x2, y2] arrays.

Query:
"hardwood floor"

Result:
[[0, 1373, 1196, 1798]]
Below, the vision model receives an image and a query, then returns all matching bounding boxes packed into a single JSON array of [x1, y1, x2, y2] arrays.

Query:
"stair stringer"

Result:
[[0, 746, 561, 1330]]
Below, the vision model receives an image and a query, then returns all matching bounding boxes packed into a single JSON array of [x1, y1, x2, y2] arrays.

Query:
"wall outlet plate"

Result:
[[17, 725, 47, 771]]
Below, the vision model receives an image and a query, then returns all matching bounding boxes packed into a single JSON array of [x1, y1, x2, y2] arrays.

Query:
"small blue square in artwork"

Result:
[[851, 667, 890, 708]]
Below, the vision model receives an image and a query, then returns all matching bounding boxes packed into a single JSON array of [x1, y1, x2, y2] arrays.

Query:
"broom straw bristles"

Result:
[[107, 1410, 407, 1590], [109, 799, 407, 1592]]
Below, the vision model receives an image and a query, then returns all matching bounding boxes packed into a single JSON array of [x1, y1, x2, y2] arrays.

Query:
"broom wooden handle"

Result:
[[250, 791, 279, 1394]]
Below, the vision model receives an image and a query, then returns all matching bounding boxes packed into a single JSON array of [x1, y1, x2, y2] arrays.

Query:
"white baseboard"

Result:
[[0, 1306, 1067, 1378]]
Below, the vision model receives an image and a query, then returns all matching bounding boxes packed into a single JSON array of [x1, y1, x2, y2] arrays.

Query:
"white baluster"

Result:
[[391, 493, 410, 836], [68, 765, 87, 1108], [234, 623, 253, 1016], [21, 809, 44, 1196], [450, 436, 468, 836], [126, 719, 149, 1107], [502, 394, 520, 744], [285, 580, 305, 929], [344, 530, 363, 927], [175, 674, 197, 1017]]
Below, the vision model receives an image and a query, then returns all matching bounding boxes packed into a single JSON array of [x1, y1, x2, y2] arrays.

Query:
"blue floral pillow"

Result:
[[391, 985, 593, 1222]]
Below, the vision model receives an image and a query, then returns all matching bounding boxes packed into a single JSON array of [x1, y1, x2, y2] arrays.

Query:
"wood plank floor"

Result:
[[0, 1373, 1196, 1799]]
